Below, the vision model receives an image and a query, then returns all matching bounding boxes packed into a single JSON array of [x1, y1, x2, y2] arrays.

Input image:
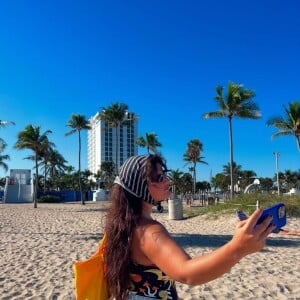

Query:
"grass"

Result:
[[183, 194, 300, 219]]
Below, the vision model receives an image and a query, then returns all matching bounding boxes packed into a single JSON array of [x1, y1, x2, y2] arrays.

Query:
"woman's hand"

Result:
[[230, 209, 275, 258]]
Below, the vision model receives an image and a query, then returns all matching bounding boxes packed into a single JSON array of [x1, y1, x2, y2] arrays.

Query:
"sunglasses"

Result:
[[156, 170, 170, 183]]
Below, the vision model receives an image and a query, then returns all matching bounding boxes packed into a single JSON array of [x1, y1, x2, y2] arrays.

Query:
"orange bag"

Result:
[[73, 234, 109, 300]]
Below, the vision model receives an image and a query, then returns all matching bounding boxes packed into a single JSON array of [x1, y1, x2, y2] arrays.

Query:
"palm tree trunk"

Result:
[[228, 117, 234, 200], [78, 131, 84, 205], [34, 156, 38, 208], [44, 163, 47, 194]]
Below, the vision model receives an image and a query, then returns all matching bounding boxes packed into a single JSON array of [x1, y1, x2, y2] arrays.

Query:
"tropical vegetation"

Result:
[[0, 120, 15, 128], [183, 193, 300, 219], [266, 101, 300, 151], [183, 139, 207, 195], [0, 140, 10, 173], [14, 125, 53, 208], [65, 114, 91, 205], [0, 120, 15, 172], [97, 102, 132, 173], [203, 81, 261, 199], [2, 92, 299, 208], [136, 132, 162, 154]]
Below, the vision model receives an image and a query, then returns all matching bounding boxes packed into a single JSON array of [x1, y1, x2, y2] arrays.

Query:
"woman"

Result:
[[105, 154, 275, 299]]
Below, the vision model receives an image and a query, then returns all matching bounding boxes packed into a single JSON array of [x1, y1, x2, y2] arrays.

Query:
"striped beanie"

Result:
[[114, 155, 157, 205]]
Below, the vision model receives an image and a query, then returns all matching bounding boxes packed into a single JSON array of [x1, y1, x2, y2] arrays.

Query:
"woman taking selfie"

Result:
[[104, 154, 274, 299]]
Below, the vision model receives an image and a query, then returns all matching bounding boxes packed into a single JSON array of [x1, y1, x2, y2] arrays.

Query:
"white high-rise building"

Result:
[[87, 111, 138, 176]]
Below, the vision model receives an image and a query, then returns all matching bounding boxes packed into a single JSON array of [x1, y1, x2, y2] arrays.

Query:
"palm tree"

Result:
[[222, 161, 242, 192], [97, 102, 132, 173], [282, 169, 298, 191], [188, 167, 194, 177], [0, 120, 15, 153], [211, 173, 228, 193], [100, 161, 116, 189], [14, 125, 52, 208], [47, 149, 68, 191], [168, 169, 183, 197], [136, 132, 162, 154], [25, 138, 55, 194], [94, 169, 104, 189], [203, 81, 260, 199], [181, 173, 193, 195], [183, 139, 208, 195], [47, 148, 68, 178], [0, 140, 10, 172], [239, 169, 257, 191], [40, 142, 59, 193], [81, 169, 94, 192], [65, 114, 91, 205], [259, 177, 274, 192], [266, 101, 300, 151], [0, 120, 15, 127]]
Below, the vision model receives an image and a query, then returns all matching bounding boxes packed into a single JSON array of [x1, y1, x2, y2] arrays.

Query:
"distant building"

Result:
[[4, 169, 32, 203], [9, 169, 31, 185], [87, 111, 138, 176]]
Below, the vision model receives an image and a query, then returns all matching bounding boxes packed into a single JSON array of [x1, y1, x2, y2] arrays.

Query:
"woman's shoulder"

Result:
[[138, 217, 167, 232], [135, 218, 171, 243], [131, 219, 170, 265]]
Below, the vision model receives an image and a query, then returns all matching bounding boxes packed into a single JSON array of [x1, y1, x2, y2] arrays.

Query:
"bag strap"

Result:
[[99, 233, 107, 248], [92, 233, 107, 257]]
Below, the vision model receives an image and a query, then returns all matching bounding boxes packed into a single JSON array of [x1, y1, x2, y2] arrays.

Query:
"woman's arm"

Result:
[[140, 209, 274, 285]]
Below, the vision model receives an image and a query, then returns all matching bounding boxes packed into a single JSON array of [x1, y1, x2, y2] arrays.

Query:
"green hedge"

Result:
[[38, 195, 62, 203]]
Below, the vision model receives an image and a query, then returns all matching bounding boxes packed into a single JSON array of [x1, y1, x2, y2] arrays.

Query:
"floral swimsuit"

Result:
[[128, 262, 178, 299]]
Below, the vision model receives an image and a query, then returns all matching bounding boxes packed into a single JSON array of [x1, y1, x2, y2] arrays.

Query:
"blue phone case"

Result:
[[257, 202, 286, 233]]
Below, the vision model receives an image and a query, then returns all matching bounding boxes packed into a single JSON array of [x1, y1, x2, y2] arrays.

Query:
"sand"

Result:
[[0, 201, 299, 300]]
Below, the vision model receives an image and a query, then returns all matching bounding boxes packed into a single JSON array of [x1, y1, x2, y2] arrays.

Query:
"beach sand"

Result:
[[1, 202, 299, 300]]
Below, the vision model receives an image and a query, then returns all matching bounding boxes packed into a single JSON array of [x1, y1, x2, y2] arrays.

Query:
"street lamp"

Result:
[[273, 152, 280, 196]]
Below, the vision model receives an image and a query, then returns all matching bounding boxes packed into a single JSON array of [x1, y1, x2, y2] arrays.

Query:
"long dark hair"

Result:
[[105, 154, 166, 299]]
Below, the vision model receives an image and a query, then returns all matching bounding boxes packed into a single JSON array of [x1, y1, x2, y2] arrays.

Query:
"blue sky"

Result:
[[0, 0, 299, 182]]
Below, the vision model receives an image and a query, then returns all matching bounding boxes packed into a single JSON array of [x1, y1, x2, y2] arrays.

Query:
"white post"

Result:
[[3, 176, 9, 203], [256, 200, 260, 209]]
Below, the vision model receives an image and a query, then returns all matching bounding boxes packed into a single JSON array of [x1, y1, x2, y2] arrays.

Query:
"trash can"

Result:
[[168, 199, 183, 220]]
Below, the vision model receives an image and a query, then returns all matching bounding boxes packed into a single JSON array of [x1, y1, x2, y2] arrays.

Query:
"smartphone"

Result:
[[257, 202, 286, 233]]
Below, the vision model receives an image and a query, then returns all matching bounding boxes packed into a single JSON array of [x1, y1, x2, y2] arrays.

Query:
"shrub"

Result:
[[38, 195, 62, 203], [183, 193, 300, 218]]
